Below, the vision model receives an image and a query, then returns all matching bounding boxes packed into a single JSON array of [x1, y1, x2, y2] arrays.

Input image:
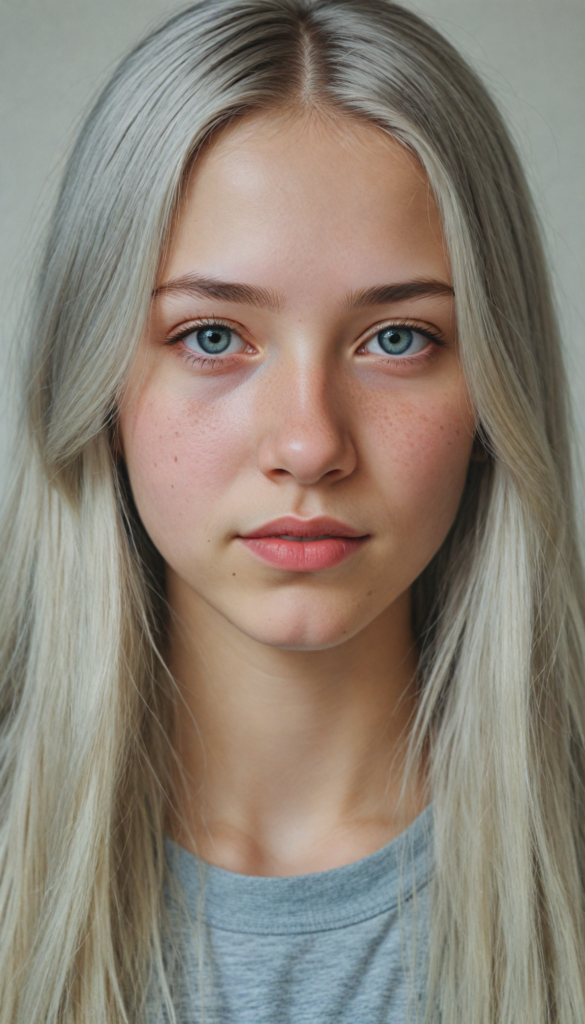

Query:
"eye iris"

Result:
[[378, 327, 413, 355], [196, 326, 231, 353]]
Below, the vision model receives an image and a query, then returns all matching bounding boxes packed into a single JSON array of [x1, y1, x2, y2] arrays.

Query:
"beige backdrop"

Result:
[[1, 0, 584, 484]]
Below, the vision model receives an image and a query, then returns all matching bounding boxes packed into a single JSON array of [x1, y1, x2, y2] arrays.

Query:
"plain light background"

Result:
[[1, 0, 584, 484]]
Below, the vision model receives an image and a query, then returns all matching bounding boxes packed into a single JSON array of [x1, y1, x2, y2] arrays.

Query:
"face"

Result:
[[119, 110, 474, 650]]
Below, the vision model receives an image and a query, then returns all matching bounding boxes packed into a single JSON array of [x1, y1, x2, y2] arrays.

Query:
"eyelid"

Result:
[[355, 318, 445, 353], [165, 315, 253, 348], [164, 316, 446, 368]]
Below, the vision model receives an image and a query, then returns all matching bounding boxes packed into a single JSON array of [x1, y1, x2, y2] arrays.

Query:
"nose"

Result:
[[256, 361, 357, 486]]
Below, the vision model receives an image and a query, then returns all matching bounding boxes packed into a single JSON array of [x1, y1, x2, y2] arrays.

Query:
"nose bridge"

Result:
[[287, 351, 333, 427], [257, 346, 356, 485]]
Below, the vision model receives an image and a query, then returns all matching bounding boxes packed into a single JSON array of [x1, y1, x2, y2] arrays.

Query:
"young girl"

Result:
[[2, 1, 584, 1022]]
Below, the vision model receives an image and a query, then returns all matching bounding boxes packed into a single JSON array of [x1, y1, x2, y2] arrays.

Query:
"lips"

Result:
[[238, 516, 369, 572]]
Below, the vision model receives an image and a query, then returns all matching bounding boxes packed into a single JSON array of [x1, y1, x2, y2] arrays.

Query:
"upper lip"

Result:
[[239, 516, 368, 539]]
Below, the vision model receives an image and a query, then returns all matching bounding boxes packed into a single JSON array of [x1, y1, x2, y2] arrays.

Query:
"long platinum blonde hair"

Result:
[[1, 1, 584, 1021]]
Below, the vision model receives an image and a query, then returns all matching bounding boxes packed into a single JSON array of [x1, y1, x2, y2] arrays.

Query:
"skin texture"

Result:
[[119, 109, 475, 876]]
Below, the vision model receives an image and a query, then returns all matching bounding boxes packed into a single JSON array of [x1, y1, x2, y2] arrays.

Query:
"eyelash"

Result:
[[356, 321, 444, 365], [166, 317, 445, 368], [166, 318, 249, 368]]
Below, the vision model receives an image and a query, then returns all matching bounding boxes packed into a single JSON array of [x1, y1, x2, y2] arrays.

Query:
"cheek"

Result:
[[364, 387, 474, 532], [119, 386, 251, 547]]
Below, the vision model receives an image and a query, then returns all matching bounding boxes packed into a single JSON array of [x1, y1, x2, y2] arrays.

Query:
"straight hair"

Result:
[[1, 2, 584, 1021]]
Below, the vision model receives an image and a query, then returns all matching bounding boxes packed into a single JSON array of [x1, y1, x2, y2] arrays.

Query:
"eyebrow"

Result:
[[152, 274, 283, 311], [152, 273, 453, 312], [343, 280, 454, 311]]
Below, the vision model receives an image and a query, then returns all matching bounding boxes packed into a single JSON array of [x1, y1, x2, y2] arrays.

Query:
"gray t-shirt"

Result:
[[158, 805, 433, 1023]]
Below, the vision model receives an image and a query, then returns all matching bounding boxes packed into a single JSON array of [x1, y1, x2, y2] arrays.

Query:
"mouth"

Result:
[[238, 516, 369, 572], [275, 533, 342, 542]]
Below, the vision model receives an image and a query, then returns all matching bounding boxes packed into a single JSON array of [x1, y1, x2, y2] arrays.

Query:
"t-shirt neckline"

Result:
[[164, 804, 433, 935]]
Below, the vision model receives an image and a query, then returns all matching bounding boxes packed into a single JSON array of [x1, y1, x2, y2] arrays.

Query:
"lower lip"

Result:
[[239, 536, 368, 572]]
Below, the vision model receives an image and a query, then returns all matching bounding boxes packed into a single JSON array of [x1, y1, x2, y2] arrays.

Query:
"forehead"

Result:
[[162, 109, 447, 294]]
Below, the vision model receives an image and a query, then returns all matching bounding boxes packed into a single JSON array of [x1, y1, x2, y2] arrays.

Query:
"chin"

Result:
[[253, 630, 354, 652], [230, 605, 369, 651]]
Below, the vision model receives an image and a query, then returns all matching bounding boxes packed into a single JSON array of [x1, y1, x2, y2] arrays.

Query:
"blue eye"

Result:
[[363, 326, 429, 357], [189, 326, 232, 354], [379, 327, 413, 354]]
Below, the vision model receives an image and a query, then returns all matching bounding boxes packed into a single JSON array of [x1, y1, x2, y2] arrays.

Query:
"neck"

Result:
[[167, 571, 426, 876]]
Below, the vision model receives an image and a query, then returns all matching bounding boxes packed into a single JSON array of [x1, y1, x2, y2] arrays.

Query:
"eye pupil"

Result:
[[378, 327, 413, 355], [197, 326, 231, 353]]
